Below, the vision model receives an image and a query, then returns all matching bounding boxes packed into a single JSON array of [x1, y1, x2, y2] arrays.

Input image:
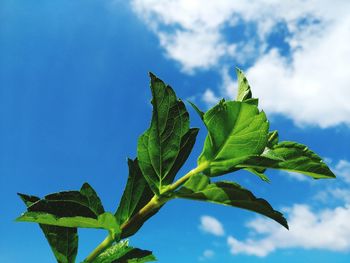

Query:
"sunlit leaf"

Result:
[[198, 100, 269, 176], [17, 184, 120, 233], [137, 73, 197, 194], [237, 141, 335, 179], [176, 174, 288, 229]]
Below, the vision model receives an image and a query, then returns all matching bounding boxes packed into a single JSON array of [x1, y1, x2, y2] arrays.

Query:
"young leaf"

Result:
[[267, 130, 279, 148], [236, 67, 252, 102], [176, 174, 288, 229], [93, 240, 156, 263], [17, 183, 120, 233], [188, 101, 204, 120], [237, 141, 336, 179], [198, 100, 269, 176], [18, 194, 78, 263], [137, 73, 197, 195], [115, 158, 154, 238]]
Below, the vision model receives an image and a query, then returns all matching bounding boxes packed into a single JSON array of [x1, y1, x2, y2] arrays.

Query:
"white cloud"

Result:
[[227, 159, 350, 257], [200, 215, 225, 236], [227, 203, 350, 257], [284, 171, 309, 182], [334, 160, 350, 184], [131, 0, 350, 127], [199, 249, 215, 261], [202, 89, 220, 107]]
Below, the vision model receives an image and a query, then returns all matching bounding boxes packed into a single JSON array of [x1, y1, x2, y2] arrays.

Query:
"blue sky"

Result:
[[1, 1, 350, 262]]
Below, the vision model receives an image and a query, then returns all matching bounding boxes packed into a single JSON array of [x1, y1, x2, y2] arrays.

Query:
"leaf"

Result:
[[198, 100, 269, 176], [237, 141, 336, 179], [80, 182, 105, 215], [17, 211, 119, 231], [176, 174, 288, 229], [236, 67, 252, 102], [93, 240, 156, 263], [18, 194, 78, 263], [188, 101, 204, 120], [137, 73, 196, 195], [245, 168, 270, 182], [17, 184, 120, 233], [166, 128, 199, 182], [115, 158, 154, 238], [267, 130, 279, 148], [243, 130, 282, 182]]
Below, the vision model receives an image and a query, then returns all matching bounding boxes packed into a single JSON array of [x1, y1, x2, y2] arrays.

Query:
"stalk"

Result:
[[83, 162, 209, 262]]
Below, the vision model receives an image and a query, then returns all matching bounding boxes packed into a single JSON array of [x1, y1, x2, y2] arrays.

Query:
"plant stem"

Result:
[[83, 162, 209, 262], [83, 233, 114, 262], [166, 161, 209, 193]]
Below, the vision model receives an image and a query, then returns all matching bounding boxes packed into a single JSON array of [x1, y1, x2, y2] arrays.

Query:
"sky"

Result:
[[1, 0, 350, 262]]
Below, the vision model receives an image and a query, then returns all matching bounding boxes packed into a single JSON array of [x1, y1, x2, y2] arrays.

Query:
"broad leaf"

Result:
[[93, 240, 156, 263], [166, 128, 199, 181], [115, 158, 154, 238], [137, 73, 197, 194], [17, 211, 119, 232], [198, 100, 269, 176], [18, 194, 78, 263], [176, 174, 288, 229], [237, 141, 335, 179], [235, 68, 268, 181], [243, 131, 281, 182], [17, 183, 120, 233]]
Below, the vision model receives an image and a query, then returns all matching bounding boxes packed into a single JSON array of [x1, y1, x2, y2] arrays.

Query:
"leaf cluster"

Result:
[[17, 68, 335, 262]]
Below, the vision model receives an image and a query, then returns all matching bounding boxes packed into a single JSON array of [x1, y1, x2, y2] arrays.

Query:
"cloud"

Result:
[[334, 160, 350, 184], [199, 215, 225, 236], [131, 0, 350, 127], [227, 203, 350, 257], [227, 159, 350, 257], [202, 89, 220, 107], [199, 249, 215, 261]]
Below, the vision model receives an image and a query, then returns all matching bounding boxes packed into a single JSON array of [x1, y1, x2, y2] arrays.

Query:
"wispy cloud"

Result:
[[199, 215, 225, 237], [227, 159, 350, 257], [131, 0, 350, 127], [199, 249, 215, 261], [227, 203, 350, 257]]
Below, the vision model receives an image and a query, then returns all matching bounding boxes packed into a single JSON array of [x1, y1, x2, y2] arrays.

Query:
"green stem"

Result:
[[83, 233, 114, 262], [83, 162, 209, 262], [165, 161, 209, 193]]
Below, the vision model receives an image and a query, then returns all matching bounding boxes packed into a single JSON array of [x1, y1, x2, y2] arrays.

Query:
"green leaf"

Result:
[[80, 182, 105, 215], [17, 184, 120, 233], [115, 158, 154, 238], [93, 240, 156, 263], [198, 100, 269, 176], [18, 194, 78, 263], [137, 73, 196, 195], [176, 174, 288, 229], [188, 101, 204, 120], [267, 130, 279, 148], [245, 168, 270, 182], [236, 67, 252, 102], [17, 211, 119, 231], [237, 141, 335, 179], [243, 130, 281, 182], [166, 128, 199, 182]]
